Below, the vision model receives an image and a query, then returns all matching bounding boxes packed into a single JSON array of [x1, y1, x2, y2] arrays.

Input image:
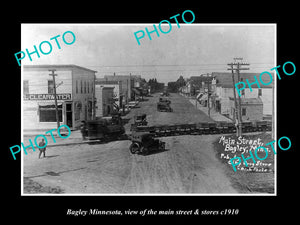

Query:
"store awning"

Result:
[[197, 93, 208, 100], [38, 103, 63, 108], [196, 93, 203, 100], [199, 93, 208, 100], [38, 101, 62, 107], [132, 88, 141, 95]]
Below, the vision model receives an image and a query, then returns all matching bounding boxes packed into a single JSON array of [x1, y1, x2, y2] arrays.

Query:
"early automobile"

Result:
[[157, 101, 173, 112], [130, 113, 148, 131], [129, 131, 165, 155]]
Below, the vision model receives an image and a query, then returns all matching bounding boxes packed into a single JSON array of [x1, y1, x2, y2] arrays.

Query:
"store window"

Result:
[[242, 108, 246, 116], [258, 89, 262, 97], [39, 104, 62, 122], [74, 101, 82, 121], [241, 89, 245, 96]]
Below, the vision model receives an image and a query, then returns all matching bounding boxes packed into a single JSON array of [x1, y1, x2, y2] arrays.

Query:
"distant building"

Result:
[[95, 86, 114, 117], [103, 74, 141, 103], [180, 75, 213, 97], [95, 80, 122, 109], [23, 64, 96, 131], [190, 75, 213, 96], [211, 72, 273, 117]]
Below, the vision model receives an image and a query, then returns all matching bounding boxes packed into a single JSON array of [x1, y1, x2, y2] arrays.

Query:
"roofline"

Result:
[[23, 64, 97, 73]]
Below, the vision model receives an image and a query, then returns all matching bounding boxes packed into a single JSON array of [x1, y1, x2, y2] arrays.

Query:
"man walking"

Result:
[[38, 138, 47, 159]]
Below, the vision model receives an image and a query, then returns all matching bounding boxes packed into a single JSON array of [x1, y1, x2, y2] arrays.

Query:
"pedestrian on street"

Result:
[[80, 120, 88, 140], [38, 138, 47, 159]]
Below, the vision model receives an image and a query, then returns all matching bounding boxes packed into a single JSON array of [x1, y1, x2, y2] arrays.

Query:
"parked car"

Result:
[[119, 105, 130, 115], [128, 101, 139, 108]]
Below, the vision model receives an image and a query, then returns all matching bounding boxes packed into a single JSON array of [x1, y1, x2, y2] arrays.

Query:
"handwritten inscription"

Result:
[[218, 136, 273, 172]]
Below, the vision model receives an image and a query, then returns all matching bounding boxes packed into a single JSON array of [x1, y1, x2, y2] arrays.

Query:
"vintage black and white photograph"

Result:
[[21, 24, 276, 195]]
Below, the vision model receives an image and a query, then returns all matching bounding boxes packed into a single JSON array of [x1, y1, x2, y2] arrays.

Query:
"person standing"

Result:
[[80, 121, 88, 140], [38, 138, 47, 159]]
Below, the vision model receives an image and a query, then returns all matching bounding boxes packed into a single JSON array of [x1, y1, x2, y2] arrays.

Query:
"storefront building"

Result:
[[95, 80, 122, 108], [95, 86, 114, 117], [23, 65, 96, 132], [229, 97, 263, 121]]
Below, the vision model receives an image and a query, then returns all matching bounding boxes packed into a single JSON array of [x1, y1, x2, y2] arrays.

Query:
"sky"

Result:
[[21, 24, 275, 84]]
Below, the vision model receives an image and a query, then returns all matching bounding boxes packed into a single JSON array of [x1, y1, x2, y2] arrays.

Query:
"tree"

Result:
[[176, 75, 186, 87], [147, 77, 164, 93]]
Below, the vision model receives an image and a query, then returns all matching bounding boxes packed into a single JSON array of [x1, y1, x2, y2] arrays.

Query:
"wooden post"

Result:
[[49, 69, 60, 130]]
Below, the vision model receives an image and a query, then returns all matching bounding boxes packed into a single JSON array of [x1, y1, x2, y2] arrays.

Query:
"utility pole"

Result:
[[227, 58, 250, 136], [206, 73, 211, 118], [92, 74, 95, 120], [49, 69, 60, 130], [228, 63, 239, 136], [127, 73, 131, 103]]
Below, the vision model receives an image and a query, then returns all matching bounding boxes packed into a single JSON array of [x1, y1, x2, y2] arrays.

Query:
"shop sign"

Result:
[[24, 93, 72, 101]]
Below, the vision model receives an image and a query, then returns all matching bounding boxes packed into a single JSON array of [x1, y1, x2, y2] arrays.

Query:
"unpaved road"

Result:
[[23, 93, 237, 194]]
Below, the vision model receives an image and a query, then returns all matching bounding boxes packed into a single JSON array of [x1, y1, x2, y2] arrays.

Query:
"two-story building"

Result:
[[94, 85, 115, 117], [95, 80, 122, 109], [211, 72, 273, 118], [23, 65, 97, 132], [103, 74, 136, 104]]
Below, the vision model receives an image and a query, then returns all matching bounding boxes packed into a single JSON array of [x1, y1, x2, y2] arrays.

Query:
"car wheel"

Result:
[[129, 142, 140, 154]]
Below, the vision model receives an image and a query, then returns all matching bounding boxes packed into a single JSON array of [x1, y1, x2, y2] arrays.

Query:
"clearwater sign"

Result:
[[24, 93, 72, 101]]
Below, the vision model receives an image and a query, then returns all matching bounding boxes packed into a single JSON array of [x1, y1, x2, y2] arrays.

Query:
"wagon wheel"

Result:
[[129, 142, 140, 154]]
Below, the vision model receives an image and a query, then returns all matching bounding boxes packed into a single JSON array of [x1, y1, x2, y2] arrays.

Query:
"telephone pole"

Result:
[[227, 58, 250, 136], [206, 73, 211, 118], [49, 69, 60, 130], [228, 63, 240, 136]]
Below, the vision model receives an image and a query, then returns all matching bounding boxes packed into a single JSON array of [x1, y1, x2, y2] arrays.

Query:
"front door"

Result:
[[65, 102, 73, 128]]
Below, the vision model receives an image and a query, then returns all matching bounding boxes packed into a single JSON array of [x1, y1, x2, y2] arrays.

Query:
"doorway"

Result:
[[65, 102, 73, 128]]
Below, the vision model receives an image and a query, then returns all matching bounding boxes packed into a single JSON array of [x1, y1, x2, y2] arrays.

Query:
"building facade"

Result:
[[23, 65, 96, 132], [211, 72, 273, 116], [103, 74, 141, 103], [229, 97, 263, 121], [95, 86, 114, 117], [95, 80, 122, 108]]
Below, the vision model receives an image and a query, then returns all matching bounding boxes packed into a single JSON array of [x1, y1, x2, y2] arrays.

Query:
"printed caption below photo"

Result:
[[66, 208, 239, 216]]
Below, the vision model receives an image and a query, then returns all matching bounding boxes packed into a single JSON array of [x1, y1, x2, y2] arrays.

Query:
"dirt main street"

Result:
[[23, 93, 238, 194]]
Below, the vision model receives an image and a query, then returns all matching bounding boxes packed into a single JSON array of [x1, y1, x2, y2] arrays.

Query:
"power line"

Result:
[[227, 59, 250, 136], [84, 62, 273, 68]]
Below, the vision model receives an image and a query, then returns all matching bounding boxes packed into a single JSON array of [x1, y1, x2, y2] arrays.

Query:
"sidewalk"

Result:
[[188, 98, 232, 122]]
